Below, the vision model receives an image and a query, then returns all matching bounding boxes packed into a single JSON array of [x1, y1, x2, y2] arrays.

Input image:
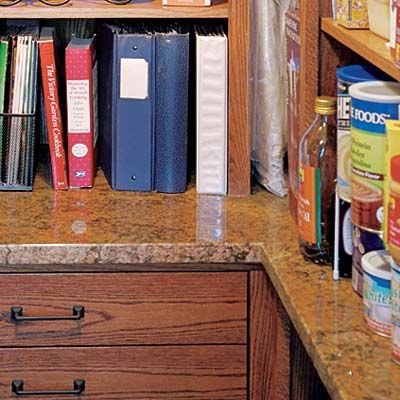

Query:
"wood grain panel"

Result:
[[250, 271, 290, 400], [228, 0, 251, 195], [318, 2, 363, 98], [299, 0, 320, 134], [0, 345, 247, 399], [0, 0, 228, 19], [321, 18, 400, 82], [290, 328, 331, 400], [0, 272, 247, 346]]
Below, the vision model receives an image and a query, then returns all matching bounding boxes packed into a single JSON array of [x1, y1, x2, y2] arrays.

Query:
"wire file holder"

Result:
[[0, 112, 36, 191]]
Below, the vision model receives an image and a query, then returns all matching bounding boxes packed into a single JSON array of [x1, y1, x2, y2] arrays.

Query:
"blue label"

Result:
[[351, 98, 400, 134]]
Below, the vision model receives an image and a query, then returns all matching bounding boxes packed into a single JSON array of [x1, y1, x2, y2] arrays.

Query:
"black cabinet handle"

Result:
[[12, 379, 85, 396], [11, 306, 85, 322]]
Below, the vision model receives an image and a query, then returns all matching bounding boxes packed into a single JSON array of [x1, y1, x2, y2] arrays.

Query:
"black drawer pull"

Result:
[[11, 306, 85, 322], [12, 379, 85, 396]]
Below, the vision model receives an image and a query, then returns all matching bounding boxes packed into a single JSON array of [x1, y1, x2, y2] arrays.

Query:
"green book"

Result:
[[0, 38, 8, 180], [0, 38, 8, 113]]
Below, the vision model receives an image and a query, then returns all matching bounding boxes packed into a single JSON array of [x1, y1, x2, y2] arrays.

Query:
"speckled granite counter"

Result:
[[0, 172, 398, 399]]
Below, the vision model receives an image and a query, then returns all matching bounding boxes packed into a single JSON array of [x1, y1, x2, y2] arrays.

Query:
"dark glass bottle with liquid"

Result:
[[298, 97, 337, 264]]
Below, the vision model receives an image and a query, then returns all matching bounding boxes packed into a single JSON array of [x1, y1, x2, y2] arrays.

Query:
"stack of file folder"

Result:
[[0, 24, 39, 190]]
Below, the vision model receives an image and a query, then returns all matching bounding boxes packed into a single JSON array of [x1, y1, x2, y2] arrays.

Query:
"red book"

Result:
[[65, 37, 97, 188], [39, 27, 69, 190]]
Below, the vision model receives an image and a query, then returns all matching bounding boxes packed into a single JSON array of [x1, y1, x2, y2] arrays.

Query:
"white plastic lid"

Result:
[[349, 81, 400, 103], [362, 250, 392, 280], [390, 257, 400, 273]]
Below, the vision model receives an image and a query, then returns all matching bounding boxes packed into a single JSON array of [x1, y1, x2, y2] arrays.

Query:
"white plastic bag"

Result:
[[250, 0, 298, 197]]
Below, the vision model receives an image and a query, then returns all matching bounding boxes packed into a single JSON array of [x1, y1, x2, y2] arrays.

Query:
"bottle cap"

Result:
[[314, 96, 336, 115], [391, 155, 400, 183]]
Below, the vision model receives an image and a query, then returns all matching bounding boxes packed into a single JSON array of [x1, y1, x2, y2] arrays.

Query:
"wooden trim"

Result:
[[0, 263, 263, 273], [250, 271, 290, 400], [228, 0, 251, 196], [0, 0, 229, 19], [321, 18, 400, 82]]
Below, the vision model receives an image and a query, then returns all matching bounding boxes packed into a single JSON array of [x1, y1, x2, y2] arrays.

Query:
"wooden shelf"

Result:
[[321, 18, 400, 81], [0, 0, 228, 19]]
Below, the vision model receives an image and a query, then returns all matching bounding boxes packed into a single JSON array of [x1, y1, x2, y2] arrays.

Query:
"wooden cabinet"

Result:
[[0, 267, 292, 399], [0, 346, 247, 399], [0, 272, 247, 346]]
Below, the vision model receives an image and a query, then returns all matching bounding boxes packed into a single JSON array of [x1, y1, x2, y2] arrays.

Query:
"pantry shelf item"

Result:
[[298, 96, 337, 264], [322, 18, 400, 82], [362, 250, 392, 337], [367, 0, 390, 40], [391, 258, 400, 365], [349, 81, 400, 232]]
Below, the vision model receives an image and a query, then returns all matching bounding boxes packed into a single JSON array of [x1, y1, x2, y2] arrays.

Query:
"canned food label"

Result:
[[384, 121, 400, 246], [352, 225, 384, 296], [337, 80, 352, 201], [343, 207, 353, 255], [363, 271, 392, 336], [389, 192, 400, 247], [351, 98, 400, 231], [298, 165, 321, 244], [392, 265, 400, 362]]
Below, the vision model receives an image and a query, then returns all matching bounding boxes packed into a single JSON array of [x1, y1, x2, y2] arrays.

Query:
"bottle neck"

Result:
[[316, 112, 335, 123]]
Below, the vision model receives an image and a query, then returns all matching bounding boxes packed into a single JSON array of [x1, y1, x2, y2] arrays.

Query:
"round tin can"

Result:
[[350, 81, 400, 231], [336, 65, 391, 202], [352, 224, 384, 296], [391, 259, 400, 365], [362, 250, 392, 337]]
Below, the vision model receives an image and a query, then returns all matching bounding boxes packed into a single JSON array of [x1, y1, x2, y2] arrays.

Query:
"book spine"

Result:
[[155, 33, 189, 193], [66, 45, 95, 188], [196, 34, 227, 195], [39, 40, 68, 190]]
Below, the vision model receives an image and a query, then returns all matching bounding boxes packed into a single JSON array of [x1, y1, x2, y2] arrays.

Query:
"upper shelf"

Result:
[[0, 0, 229, 19], [321, 18, 400, 81]]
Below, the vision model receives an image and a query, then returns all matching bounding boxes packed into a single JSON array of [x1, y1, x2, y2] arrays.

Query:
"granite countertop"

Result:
[[0, 172, 399, 399]]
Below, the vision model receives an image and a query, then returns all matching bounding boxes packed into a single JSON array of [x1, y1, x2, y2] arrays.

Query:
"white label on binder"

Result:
[[120, 58, 148, 100]]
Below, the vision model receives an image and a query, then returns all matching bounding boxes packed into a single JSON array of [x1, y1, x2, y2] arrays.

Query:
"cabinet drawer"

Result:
[[0, 345, 246, 399], [0, 272, 247, 346]]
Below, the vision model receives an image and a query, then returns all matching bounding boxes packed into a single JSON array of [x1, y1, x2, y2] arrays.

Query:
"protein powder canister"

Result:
[[336, 65, 391, 202], [391, 258, 400, 365], [350, 81, 400, 231], [362, 250, 392, 337], [352, 225, 384, 296], [384, 121, 400, 247]]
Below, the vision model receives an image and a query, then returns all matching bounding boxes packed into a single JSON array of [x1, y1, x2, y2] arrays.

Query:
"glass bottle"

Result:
[[298, 96, 337, 264]]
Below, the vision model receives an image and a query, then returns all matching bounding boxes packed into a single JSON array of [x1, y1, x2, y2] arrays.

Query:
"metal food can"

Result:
[[352, 224, 384, 296], [350, 81, 400, 231], [391, 258, 400, 365], [362, 250, 392, 337], [336, 65, 391, 202]]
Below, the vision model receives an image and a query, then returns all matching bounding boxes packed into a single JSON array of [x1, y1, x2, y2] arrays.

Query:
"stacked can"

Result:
[[385, 121, 400, 365], [349, 81, 400, 295], [334, 66, 390, 281]]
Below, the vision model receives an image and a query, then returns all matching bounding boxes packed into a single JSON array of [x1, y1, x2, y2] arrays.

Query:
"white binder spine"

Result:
[[196, 32, 227, 195]]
